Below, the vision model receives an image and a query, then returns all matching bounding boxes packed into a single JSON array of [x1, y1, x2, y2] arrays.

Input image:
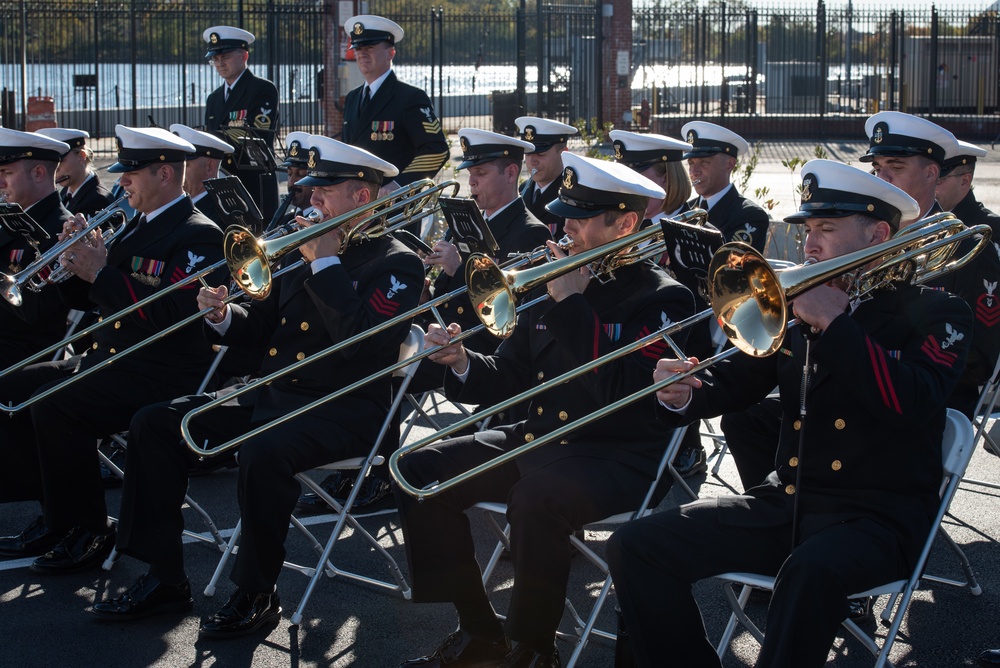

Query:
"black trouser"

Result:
[[394, 428, 653, 652], [607, 498, 907, 668], [719, 397, 782, 491], [117, 390, 366, 592], [0, 355, 195, 532]]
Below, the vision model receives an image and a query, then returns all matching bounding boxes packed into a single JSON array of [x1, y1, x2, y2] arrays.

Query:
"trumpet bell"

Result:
[[708, 244, 787, 357], [1, 273, 24, 307], [225, 225, 272, 300]]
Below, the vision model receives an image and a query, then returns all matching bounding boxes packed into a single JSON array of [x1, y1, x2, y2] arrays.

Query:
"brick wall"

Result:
[[602, 0, 632, 133]]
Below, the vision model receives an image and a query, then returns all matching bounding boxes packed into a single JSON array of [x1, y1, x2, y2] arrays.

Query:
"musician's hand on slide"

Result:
[[425, 322, 469, 373], [425, 241, 462, 277], [654, 357, 701, 409], [198, 284, 230, 323]]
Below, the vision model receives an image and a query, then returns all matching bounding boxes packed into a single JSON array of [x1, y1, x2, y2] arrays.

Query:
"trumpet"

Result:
[[390, 213, 992, 499], [0, 181, 456, 415], [0, 193, 130, 306]]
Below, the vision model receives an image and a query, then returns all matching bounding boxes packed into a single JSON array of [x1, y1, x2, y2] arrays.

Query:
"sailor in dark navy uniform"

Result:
[[0, 125, 226, 574], [937, 139, 1000, 240], [93, 136, 423, 638], [341, 15, 448, 196], [861, 111, 1000, 419], [396, 153, 693, 668], [169, 123, 234, 229], [0, 129, 74, 368], [515, 116, 578, 239], [609, 160, 972, 668], [203, 25, 279, 221], [37, 127, 114, 217], [681, 120, 770, 253]]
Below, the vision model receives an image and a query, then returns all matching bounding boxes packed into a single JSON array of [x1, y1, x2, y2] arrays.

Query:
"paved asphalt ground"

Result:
[[3, 137, 1000, 667]]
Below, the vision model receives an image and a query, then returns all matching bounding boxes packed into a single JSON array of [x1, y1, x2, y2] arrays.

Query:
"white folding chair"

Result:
[[474, 425, 688, 667], [203, 324, 425, 625], [715, 409, 979, 668], [960, 355, 1000, 490]]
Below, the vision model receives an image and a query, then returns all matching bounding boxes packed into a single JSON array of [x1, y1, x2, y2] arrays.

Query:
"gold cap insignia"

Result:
[[115, 137, 123, 153], [460, 136, 470, 153], [289, 142, 299, 157], [686, 130, 697, 143], [524, 126, 536, 141], [800, 175, 813, 202], [562, 167, 575, 190], [210, 33, 219, 44], [613, 141, 624, 161], [873, 124, 885, 144], [307, 148, 317, 169], [353, 22, 364, 35]]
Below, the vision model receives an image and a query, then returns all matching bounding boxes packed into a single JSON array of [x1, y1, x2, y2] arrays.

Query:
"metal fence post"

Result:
[[720, 0, 727, 118], [536, 0, 544, 115], [818, 0, 826, 121], [517, 0, 526, 116], [594, 0, 603, 130], [129, 0, 137, 126], [19, 0, 27, 131], [929, 4, 938, 118]]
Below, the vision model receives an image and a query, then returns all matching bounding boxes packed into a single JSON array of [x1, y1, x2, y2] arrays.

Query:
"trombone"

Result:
[[390, 212, 992, 499], [0, 180, 453, 415], [179, 211, 702, 458], [0, 193, 130, 306]]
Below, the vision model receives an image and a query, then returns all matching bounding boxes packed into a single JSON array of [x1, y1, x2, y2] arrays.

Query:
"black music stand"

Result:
[[217, 126, 277, 174], [439, 197, 499, 257], [0, 202, 51, 253], [660, 217, 724, 301], [203, 176, 264, 235]]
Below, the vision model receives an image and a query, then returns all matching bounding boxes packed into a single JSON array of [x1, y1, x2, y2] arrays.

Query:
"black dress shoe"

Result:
[[92, 574, 193, 621], [498, 644, 561, 668], [199, 588, 281, 639], [847, 595, 873, 621], [673, 445, 707, 478], [296, 471, 354, 515], [979, 649, 1000, 666], [400, 629, 511, 667], [337, 477, 395, 512], [30, 525, 115, 575], [0, 516, 63, 558]]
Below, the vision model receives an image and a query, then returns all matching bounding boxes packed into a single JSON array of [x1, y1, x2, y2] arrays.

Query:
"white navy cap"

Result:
[[35, 128, 89, 151], [514, 117, 578, 154], [680, 121, 749, 158], [297, 135, 398, 188], [942, 139, 989, 175], [169, 124, 233, 160], [860, 111, 958, 167], [0, 128, 70, 165], [548, 153, 666, 220], [610, 130, 692, 170], [346, 15, 403, 47], [203, 26, 254, 58], [108, 125, 196, 173], [281, 131, 312, 168], [457, 128, 534, 170], [785, 159, 919, 229]]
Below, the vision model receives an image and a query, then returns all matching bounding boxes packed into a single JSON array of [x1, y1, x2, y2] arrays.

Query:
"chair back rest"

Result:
[[972, 354, 1000, 422], [393, 324, 425, 381], [942, 408, 975, 481]]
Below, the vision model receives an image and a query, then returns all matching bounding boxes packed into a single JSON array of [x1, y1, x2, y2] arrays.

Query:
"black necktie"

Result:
[[362, 85, 371, 108], [61, 190, 71, 206], [224, 86, 231, 101], [698, 198, 708, 211], [533, 187, 540, 204]]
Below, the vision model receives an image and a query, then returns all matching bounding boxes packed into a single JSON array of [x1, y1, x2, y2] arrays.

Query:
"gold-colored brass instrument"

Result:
[[390, 214, 992, 499], [227, 178, 458, 299], [468, 209, 705, 338], [0, 182, 457, 415], [179, 238, 576, 458], [0, 193, 130, 306]]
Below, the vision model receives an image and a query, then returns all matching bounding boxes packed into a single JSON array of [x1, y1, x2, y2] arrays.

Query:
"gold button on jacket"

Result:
[[785, 484, 796, 495]]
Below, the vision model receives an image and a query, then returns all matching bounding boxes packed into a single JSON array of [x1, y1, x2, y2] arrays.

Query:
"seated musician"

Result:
[[37, 127, 115, 217], [607, 160, 973, 668], [515, 116, 579, 239], [0, 125, 226, 570], [279, 131, 317, 220], [0, 129, 74, 369], [297, 127, 551, 514], [91, 136, 423, 639], [394, 153, 695, 668], [169, 124, 235, 229], [609, 129, 694, 225]]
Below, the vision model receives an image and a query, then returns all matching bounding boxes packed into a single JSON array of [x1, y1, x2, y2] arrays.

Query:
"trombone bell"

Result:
[[225, 226, 272, 300], [467, 255, 518, 339], [708, 244, 787, 357]]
